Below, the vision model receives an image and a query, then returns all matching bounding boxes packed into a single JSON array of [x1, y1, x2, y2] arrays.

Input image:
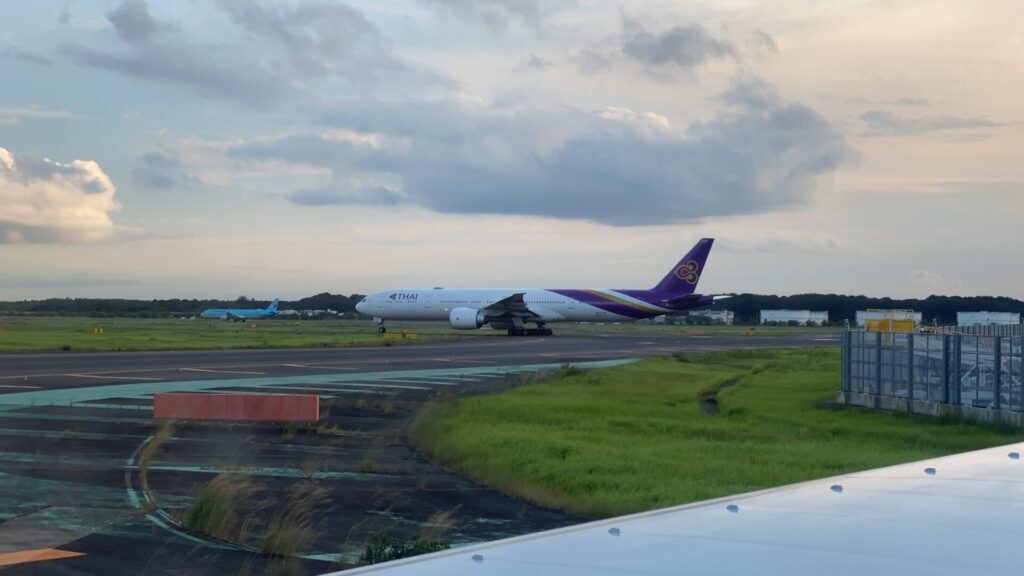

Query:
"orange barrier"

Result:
[[153, 393, 319, 421]]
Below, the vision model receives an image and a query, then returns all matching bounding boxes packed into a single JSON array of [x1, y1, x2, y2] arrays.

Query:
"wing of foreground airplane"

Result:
[[483, 292, 539, 319], [323, 442, 1024, 576]]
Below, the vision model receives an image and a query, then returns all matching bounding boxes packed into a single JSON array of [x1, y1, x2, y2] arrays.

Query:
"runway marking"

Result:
[[66, 373, 164, 381], [638, 341, 656, 345], [180, 368, 265, 375], [0, 548, 84, 567], [0, 360, 637, 408], [0, 384, 41, 389], [378, 378, 459, 387]]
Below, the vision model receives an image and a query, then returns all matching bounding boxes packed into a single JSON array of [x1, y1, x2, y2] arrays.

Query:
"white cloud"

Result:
[[0, 147, 120, 243]]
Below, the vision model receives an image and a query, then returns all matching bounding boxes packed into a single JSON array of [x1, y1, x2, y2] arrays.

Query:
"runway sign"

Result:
[[153, 392, 319, 421]]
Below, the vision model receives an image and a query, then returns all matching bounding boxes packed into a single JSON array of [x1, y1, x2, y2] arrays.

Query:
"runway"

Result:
[[0, 331, 837, 575], [0, 331, 837, 392]]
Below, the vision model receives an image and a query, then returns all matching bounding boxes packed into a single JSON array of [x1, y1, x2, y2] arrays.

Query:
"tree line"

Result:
[[0, 292, 365, 318]]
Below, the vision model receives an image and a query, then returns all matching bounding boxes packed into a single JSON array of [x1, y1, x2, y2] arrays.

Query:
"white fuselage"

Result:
[[357, 288, 669, 324]]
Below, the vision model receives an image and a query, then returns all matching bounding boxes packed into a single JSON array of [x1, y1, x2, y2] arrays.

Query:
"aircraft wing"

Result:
[[482, 293, 539, 318], [322, 442, 1024, 576]]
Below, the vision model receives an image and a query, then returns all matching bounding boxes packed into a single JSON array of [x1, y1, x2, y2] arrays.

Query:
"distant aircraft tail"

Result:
[[267, 298, 280, 312], [652, 238, 714, 296]]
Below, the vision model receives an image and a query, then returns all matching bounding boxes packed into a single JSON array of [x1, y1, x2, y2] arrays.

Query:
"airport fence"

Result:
[[841, 330, 1024, 412]]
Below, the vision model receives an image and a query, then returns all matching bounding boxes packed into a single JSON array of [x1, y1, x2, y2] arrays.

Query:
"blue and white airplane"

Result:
[[200, 298, 279, 321], [355, 239, 727, 335]]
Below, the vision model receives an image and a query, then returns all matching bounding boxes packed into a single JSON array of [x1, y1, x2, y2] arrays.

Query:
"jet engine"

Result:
[[449, 307, 486, 330]]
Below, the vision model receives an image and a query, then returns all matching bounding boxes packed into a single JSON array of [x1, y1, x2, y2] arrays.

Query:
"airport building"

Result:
[[688, 310, 734, 325], [759, 309, 829, 326], [856, 309, 922, 327], [957, 311, 1020, 326]]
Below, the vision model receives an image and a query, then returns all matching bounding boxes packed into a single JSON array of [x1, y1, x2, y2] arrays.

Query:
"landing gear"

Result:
[[374, 317, 386, 334], [507, 324, 554, 336]]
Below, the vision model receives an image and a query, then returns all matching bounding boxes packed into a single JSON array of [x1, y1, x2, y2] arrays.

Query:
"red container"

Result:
[[153, 393, 319, 421]]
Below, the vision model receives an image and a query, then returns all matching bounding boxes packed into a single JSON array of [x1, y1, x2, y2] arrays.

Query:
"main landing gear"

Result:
[[507, 324, 554, 336]]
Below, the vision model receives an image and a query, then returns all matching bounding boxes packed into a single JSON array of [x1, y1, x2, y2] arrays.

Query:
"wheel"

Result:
[[378, 325, 386, 334], [542, 328, 553, 336]]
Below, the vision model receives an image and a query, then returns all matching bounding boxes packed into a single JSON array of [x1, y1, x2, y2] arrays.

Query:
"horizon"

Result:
[[3, 1, 1022, 299]]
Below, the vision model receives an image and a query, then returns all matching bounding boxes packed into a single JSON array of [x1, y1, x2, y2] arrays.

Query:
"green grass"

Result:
[[411, 348, 1024, 517], [0, 317, 479, 352]]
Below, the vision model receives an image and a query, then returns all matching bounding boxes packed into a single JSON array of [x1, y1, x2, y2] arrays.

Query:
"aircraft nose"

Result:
[[355, 300, 367, 314]]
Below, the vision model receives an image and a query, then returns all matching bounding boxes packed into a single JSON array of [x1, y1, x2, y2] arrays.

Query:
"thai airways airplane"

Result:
[[355, 239, 725, 336], [200, 298, 280, 321]]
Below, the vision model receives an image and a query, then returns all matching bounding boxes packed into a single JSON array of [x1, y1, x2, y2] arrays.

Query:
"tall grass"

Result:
[[411, 348, 1024, 517]]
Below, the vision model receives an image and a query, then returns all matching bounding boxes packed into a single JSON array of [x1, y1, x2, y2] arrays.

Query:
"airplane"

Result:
[[354, 238, 728, 336], [200, 298, 279, 321]]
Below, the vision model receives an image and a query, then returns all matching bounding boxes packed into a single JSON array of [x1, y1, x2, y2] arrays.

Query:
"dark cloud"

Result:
[[106, 0, 158, 44], [1, 48, 53, 66], [860, 110, 999, 136], [574, 49, 612, 75], [287, 185, 403, 206], [748, 29, 778, 55], [131, 151, 201, 189], [515, 53, 551, 72], [234, 77, 853, 226], [63, 0, 446, 107], [58, 2, 71, 25], [891, 97, 929, 106], [622, 19, 735, 70], [421, 0, 544, 31], [61, 42, 289, 107]]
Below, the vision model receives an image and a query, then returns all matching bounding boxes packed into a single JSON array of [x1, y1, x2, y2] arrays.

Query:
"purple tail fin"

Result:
[[652, 238, 714, 295]]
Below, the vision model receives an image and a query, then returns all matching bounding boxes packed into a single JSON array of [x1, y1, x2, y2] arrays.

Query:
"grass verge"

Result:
[[411, 348, 1024, 517]]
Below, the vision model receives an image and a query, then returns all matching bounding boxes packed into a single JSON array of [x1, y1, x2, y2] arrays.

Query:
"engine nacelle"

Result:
[[449, 307, 486, 330]]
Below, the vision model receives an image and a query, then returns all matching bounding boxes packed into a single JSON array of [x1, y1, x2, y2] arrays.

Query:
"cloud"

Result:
[[421, 0, 544, 31], [0, 147, 120, 243], [622, 18, 736, 70], [574, 49, 612, 75], [106, 0, 158, 44], [0, 106, 80, 125], [62, 0, 443, 107], [860, 110, 1000, 136], [287, 185, 404, 206], [131, 151, 201, 189], [747, 29, 778, 56], [234, 76, 853, 226], [1, 48, 53, 66], [515, 53, 551, 72]]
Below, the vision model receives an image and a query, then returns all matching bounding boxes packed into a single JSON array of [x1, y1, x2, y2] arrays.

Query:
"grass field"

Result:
[[411, 348, 1024, 517], [0, 316, 831, 352], [0, 317, 477, 352]]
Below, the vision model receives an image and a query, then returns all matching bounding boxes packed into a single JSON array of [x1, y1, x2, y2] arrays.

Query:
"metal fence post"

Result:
[[994, 336, 1002, 410], [875, 331, 883, 396], [942, 335, 950, 404], [952, 335, 961, 405], [841, 331, 850, 393], [907, 333, 914, 401]]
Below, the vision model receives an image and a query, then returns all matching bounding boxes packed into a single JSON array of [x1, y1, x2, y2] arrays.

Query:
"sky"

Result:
[[1, 0, 1022, 300]]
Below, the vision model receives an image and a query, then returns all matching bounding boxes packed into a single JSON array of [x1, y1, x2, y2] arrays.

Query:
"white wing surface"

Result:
[[323, 442, 1024, 576]]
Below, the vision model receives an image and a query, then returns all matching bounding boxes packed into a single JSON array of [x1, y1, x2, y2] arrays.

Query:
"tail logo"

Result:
[[674, 261, 700, 284]]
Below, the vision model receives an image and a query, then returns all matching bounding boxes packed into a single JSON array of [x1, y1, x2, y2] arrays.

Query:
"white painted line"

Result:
[[378, 378, 459, 387], [283, 363, 307, 368], [66, 373, 164, 381], [304, 365, 360, 371], [0, 384, 42, 389], [638, 341, 656, 345], [180, 368, 265, 375]]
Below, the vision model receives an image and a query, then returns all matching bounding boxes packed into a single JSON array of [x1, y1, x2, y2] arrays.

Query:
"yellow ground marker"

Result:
[[0, 548, 84, 566]]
